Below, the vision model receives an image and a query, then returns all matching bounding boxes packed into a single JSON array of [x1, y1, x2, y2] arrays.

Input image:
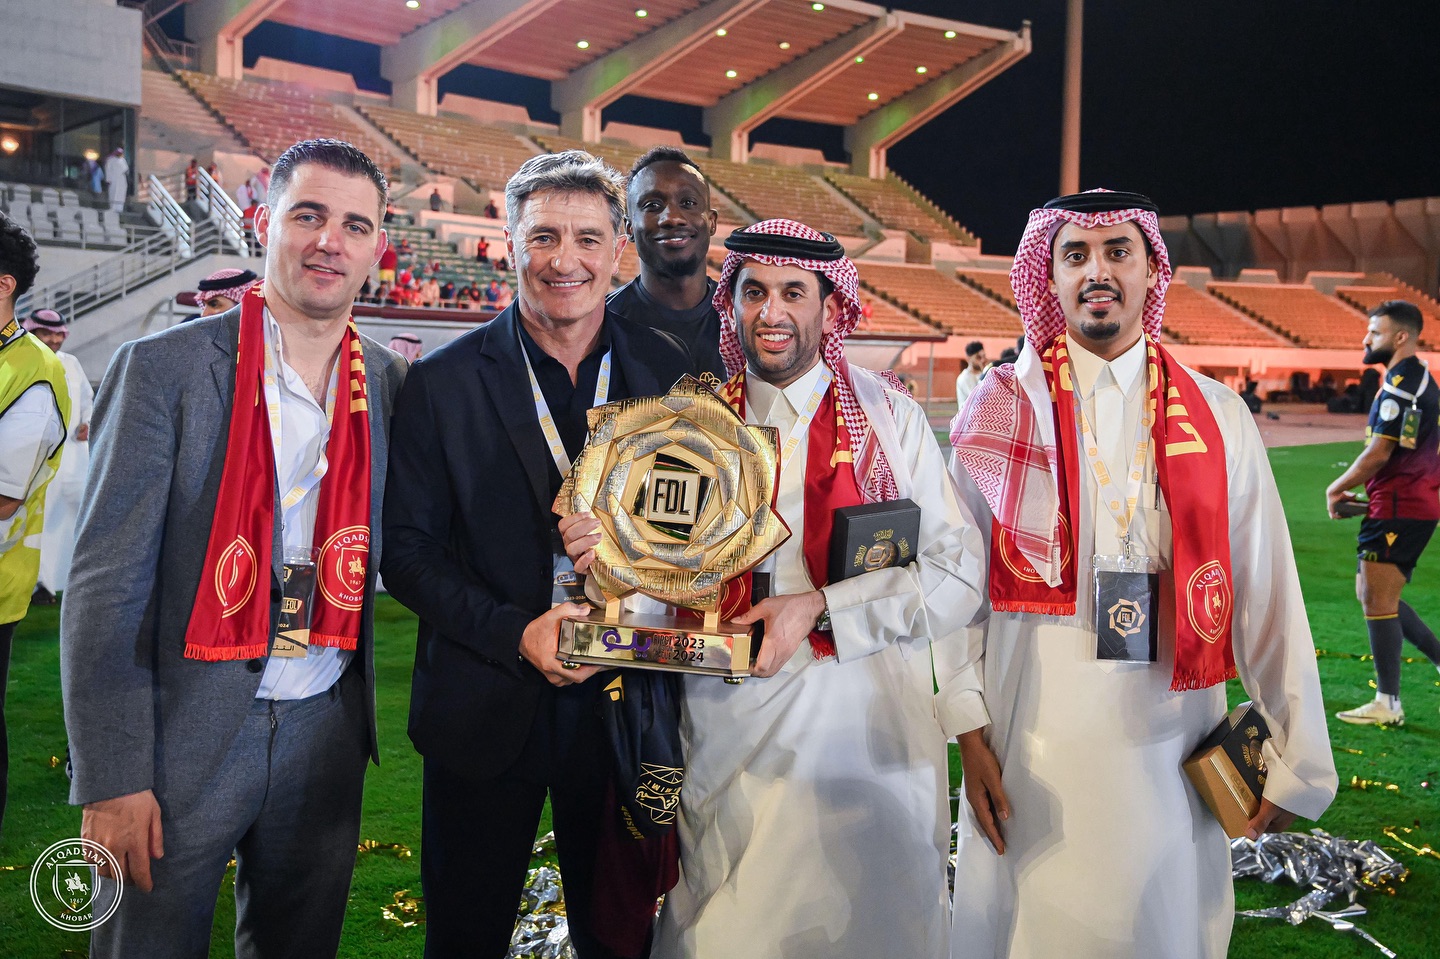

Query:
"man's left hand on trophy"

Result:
[[559, 511, 603, 575], [520, 601, 600, 686], [732, 591, 826, 678]]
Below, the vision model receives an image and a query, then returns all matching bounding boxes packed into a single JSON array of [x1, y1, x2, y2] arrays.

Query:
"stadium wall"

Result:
[[0, 0, 142, 107]]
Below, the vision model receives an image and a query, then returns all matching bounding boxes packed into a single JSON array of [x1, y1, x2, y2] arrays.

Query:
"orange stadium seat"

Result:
[[692, 157, 867, 238], [954, 269, 1017, 309], [857, 295, 942, 338], [1206, 283, 1369, 350], [826, 172, 975, 244], [358, 105, 540, 192], [177, 72, 399, 172], [1160, 283, 1292, 347], [1337, 282, 1439, 350], [858, 263, 1021, 337]]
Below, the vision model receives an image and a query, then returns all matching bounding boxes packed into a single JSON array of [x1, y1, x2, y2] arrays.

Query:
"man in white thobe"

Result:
[[954, 340, 987, 408], [23, 310, 92, 601], [564, 219, 987, 958], [944, 190, 1337, 959], [103, 149, 129, 214]]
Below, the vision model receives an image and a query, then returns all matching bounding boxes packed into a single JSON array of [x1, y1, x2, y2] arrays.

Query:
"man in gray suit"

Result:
[[60, 139, 407, 959]]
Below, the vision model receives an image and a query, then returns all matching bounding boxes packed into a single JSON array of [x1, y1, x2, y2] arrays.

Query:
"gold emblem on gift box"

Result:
[[553, 376, 790, 680]]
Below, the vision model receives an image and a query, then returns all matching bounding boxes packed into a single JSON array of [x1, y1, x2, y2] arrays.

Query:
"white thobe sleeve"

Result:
[[821, 390, 988, 668], [1214, 386, 1338, 821], [932, 457, 995, 737]]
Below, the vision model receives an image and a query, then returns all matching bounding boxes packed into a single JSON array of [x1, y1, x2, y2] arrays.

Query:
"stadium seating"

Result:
[[826, 172, 975, 244], [1207, 283, 1368, 349], [692, 157, 867, 237], [954, 269, 1016, 309], [141, 69, 250, 160], [858, 264, 1021, 337], [358, 105, 539, 192], [178, 72, 399, 173], [857, 294, 942, 338], [1161, 282, 1292, 346]]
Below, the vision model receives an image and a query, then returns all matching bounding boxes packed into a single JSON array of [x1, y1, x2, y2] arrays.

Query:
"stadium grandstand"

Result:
[[2, 0, 1437, 406]]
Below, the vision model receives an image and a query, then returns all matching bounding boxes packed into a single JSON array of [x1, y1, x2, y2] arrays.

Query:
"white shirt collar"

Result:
[[746, 359, 829, 424], [1067, 334, 1146, 400]]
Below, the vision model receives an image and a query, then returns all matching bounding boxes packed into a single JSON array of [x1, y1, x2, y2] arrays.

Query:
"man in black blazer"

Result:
[[382, 151, 692, 958]]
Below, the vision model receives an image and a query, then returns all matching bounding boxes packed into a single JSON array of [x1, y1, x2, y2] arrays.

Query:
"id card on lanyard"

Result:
[[523, 346, 612, 607], [262, 313, 338, 657], [1383, 363, 1432, 450], [1072, 366, 1160, 663]]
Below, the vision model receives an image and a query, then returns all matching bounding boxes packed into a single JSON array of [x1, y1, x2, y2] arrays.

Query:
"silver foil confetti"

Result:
[[1232, 829, 1406, 955], [508, 860, 574, 959]]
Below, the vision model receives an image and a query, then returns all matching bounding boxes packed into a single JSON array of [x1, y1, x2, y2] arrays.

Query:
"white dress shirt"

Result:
[[254, 308, 353, 700]]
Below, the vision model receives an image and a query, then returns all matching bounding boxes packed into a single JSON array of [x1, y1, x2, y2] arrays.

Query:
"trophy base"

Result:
[[558, 609, 761, 680]]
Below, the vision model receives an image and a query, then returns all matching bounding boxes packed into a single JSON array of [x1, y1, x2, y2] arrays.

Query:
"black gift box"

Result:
[[829, 499, 921, 582], [1183, 701, 1271, 838]]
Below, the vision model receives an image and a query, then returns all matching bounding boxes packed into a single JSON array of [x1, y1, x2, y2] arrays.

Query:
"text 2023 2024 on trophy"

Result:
[[552, 374, 790, 682]]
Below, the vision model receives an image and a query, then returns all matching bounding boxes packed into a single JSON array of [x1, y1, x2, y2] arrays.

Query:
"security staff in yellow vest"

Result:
[[0, 211, 70, 837]]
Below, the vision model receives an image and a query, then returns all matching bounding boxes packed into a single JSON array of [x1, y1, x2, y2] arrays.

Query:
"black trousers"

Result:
[[0, 620, 13, 839], [421, 690, 628, 959]]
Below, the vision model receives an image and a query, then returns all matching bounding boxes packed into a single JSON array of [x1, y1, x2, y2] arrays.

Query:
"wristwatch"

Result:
[[815, 592, 832, 633]]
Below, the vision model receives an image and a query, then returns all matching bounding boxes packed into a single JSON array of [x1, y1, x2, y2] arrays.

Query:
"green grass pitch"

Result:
[[1, 440, 1436, 957]]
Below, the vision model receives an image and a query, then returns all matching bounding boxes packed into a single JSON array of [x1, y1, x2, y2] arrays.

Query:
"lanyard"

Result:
[[0, 318, 24, 349], [1381, 361, 1431, 407], [1071, 359, 1152, 550], [262, 314, 339, 513], [523, 346, 611, 476], [763, 366, 833, 473]]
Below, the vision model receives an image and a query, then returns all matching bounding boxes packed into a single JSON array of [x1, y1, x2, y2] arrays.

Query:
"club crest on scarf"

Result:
[[215, 536, 259, 617]]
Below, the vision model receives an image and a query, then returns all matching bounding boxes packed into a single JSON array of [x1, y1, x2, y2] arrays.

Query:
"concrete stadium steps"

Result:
[[1206, 282, 1369, 350], [1363, 271, 1440, 318], [858, 263, 1020, 337], [857, 294, 942, 337], [692, 157, 869, 238], [140, 69, 250, 160], [1338, 282, 1440, 351], [1161, 282, 1293, 347], [825, 171, 973, 245], [177, 72, 401, 176], [385, 224, 513, 288], [358, 105, 540, 193], [954, 268, 1016, 309]]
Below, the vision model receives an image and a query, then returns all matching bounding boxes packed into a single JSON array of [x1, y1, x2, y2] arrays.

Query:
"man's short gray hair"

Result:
[[505, 150, 625, 234]]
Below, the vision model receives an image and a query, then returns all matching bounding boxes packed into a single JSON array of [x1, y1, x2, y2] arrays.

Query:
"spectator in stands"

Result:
[[255, 166, 271, 197], [494, 254, 509, 273], [495, 278, 514, 310], [207, 163, 224, 189], [242, 200, 262, 256], [83, 156, 103, 198], [439, 279, 457, 308], [103, 147, 129, 213], [23, 310, 93, 607], [464, 280, 484, 310], [235, 178, 253, 210], [429, 188, 443, 213], [1328, 300, 1440, 727], [419, 275, 440, 308], [388, 333, 423, 362], [384, 202, 398, 224], [184, 159, 199, 202], [609, 146, 725, 382], [397, 265, 413, 289], [378, 243, 398, 285], [948, 189, 1335, 959], [475, 237, 490, 263], [381, 147, 691, 959], [483, 199, 499, 219], [0, 214, 70, 837], [397, 237, 413, 257], [190, 268, 261, 318], [62, 138, 406, 959], [954, 340, 987, 406], [376, 281, 393, 305], [484, 279, 501, 308]]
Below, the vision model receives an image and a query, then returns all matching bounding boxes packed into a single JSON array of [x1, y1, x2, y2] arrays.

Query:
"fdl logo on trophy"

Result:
[[30, 838, 123, 931]]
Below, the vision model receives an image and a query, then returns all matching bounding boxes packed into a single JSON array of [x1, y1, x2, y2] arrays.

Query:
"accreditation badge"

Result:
[[273, 548, 318, 659], [1399, 404, 1421, 450], [1093, 552, 1159, 663]]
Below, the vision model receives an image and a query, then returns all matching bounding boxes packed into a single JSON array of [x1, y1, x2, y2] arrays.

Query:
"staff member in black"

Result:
[[382, 151, 691, 957]]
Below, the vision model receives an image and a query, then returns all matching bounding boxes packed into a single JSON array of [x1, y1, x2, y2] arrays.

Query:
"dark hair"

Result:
[[629, 146, 703, 182], [1371, 299, 1423, 336], [0, 211, 40, 302], [965, 340, 984, 356], [268, 138, 388, 212]]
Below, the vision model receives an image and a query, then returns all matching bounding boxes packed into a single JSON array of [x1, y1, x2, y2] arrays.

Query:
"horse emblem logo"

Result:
[[1186, 561, 1232, 643]]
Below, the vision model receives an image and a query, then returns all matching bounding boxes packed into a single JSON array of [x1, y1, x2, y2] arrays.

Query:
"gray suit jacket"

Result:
[[60, 307, 406, 811]]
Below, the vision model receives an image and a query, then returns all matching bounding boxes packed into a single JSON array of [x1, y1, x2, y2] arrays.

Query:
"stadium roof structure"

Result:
[[178, 0, 1029, 176]]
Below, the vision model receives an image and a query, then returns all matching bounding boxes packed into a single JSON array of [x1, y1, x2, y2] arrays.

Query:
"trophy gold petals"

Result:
[[553, 375, 790, 681]]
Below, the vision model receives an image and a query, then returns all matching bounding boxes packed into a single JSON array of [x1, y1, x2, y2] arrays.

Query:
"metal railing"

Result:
[[193, 166, 248, 254], [146, 174, 193, 258], [140, 17, 197, 73], [15, 229, 186, 320]]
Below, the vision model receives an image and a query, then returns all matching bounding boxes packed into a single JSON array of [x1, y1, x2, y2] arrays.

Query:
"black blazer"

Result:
[[382, 305, 693, 777]]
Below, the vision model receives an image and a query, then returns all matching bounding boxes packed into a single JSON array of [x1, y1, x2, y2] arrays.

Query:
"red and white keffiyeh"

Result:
[[713, 218, 902, 503]]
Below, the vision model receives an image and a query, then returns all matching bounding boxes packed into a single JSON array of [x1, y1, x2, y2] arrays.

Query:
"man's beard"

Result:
[[1078, 318, 1122, 343], [1363, 345, 1394, 366], [645, 246, 705, 281]]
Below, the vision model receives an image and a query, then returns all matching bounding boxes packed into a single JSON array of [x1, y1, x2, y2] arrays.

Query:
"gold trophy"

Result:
[[553, 375, 790, 682]]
